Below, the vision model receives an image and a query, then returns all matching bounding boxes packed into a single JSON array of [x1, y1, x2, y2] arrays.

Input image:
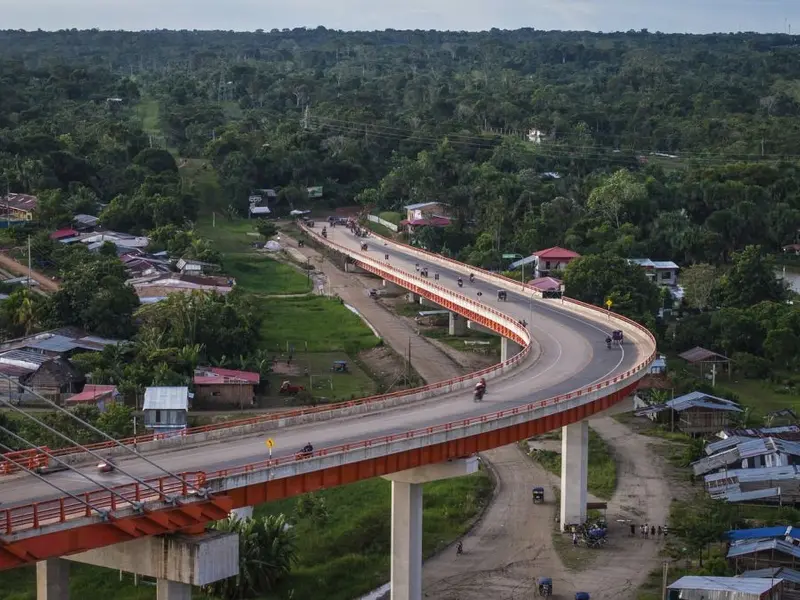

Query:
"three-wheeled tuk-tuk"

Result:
[[532, 487, 545, 504], [497, 290, 507, 301]]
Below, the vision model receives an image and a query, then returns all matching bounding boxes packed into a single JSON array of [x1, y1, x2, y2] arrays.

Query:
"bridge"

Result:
[[0, 222, 657, 600]]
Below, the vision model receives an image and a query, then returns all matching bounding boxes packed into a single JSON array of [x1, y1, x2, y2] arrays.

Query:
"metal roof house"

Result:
[[728, 537, 800, 574], [667, 575, 783, 600], [142, 387, 189, 434], [706, 465, 800, 504], [693, 438, 800, 477], [635, 391, 743, 435]]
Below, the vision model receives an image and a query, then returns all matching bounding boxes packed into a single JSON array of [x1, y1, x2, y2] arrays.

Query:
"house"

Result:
[[49, 228, 79, 241], [19, 358, 84, 403], [729, 536, 800, 573], [0, 363, 34, 401], [693, 437, 800, 477], [705, 465, 800, 504], [142, 386, 189, 434], [634, 390, 743, 435], [401, 202, 450, 222], [72, 214, 99, 231], [0, 327, 122, 358], [130, 273, 235, 302], [81, 232, 149, 250], [528, 277, 563, 298], [0, 193, 37, 221], [629, 259, 680, 286], [742, 568, 800, 595], [120, 253, 171, 278], [193, 367, 260, 408], [65, 385, 119, 412], [176, 258, 219, 275], [667, 575, 783, 600], [531, 247, 580, 279]]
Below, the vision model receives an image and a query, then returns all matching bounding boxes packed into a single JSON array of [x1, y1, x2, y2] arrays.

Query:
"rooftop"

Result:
[[66, 385, 119, 404], [0, 193, 38, 213], [533, 246, 581, 260], [399, 216, 451, 227], [679, 346, 730, 363], [528, 276, 562, 291], [143, 386, 189, 411], [49, 228, 78, 240], [727, 538, 800, 560], [635, 390, 743, 417], [404, 202, 446, 210], [194, 367, 260, 385], [742, 567, 800, 585], [629, 258, 680, 270], [668, 575, 782, 594]]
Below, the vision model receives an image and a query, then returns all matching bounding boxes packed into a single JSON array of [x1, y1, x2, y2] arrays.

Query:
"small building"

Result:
[[531, 247, 580, 279], [130, 273, 235, 302], [65, 385, 120, 412], [19, 358, 84, 403], [0, 193, 37, 221], [729, 537, 800, 573], [629, 258, 680, 286], [176, 258, 219, 275], [705, 464, 800, 504], [142, 386, 189, 434], [634, 390, 743, 435], [72, 214, 99, 231], [193, 367, 260, 408], [49, 228, 79, 241], [528, 276, 563, 298], [693, 437, 800, 477], [667, 575, 783, 600], [742, 568, 800, 595], [403, 202, 450, 223]]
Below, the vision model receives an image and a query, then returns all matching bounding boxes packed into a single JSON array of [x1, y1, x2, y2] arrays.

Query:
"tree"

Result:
[[715, 246, 787, 309], [204, 514, 297, 599], [562, 254, 660, 317], [256, 219, 278, 240], [681, 264, 719, 310], [587, 170, 647, 229], [95, 402, 134, 439]]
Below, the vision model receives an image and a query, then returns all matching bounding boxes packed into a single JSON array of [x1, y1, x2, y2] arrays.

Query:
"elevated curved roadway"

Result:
[[0, 222, 656, 569]]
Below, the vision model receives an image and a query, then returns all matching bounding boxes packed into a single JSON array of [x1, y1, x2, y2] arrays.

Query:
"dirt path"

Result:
[[0, 253, 59, 292], [422, 407, 672, 599], [280, 235, 464, 383]]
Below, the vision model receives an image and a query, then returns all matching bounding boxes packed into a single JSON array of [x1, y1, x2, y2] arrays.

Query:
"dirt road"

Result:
[[0, 253, 59, 292], [422, 410, 672, 600]]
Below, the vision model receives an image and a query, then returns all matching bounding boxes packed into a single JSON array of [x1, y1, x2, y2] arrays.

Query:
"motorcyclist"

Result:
[[605, 336, 612, 349], [302, 443, 314, 454], [457, 277, 463, 287], [475, 378, 486, 393], [415, 263, 420, 272], [469, 273, 475, 283]]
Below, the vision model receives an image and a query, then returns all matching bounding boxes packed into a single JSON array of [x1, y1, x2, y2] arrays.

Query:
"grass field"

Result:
[[717, 377, 800, 417], [258, 471, 493, 600], [524, 428, 617, 500]]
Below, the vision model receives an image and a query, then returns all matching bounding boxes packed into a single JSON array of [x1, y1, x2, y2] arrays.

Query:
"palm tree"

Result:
[[204, 514, 297, 599]]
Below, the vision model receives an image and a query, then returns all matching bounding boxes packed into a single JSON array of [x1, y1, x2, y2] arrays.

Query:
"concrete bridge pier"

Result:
[[448, 312, 467, 336], [467, 320, 495, 335], [560, 420, 589, 530], [500, 338, 523, 362], [35, 530, 241, 600], [406, 292, 420, 304], [383, 457, 479, 600], [36, 558, 70, 600], [383, 280, 404, 294]]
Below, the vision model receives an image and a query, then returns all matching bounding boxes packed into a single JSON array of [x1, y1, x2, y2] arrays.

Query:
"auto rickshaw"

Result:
[[537, 576, 552, 596], [321, 227, 327, 238], [420, 267, 428, 277], [361, 242, 368, 251], [532, 487, 545, 504], [497, 290, 507, 301]]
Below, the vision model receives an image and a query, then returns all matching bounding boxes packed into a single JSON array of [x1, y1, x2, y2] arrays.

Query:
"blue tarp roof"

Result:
[[727, 526, 796, 541]]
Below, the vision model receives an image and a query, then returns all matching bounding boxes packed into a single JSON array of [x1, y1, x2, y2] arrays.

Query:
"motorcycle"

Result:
[[97, 459, 115, 474], [457, 278, 463, 288], [469, 274, 475, 283], [474, 386, 486, 402], [605, 337, 612, 349]]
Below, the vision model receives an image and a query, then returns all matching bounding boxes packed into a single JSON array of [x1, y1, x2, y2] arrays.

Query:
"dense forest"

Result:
[[0, 27, 798, 389]]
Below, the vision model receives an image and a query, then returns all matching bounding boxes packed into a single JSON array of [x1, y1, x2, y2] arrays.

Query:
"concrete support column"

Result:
[[156, 580, 192, 600], [560, 420, 589, 530], [230, 506, 253, 520], [418, 296, 437, 307], [448, 312, 467, 336], [383, 457, 479, 600], [500, 338, 523, 362], [389, 481, 423, 600], [36, 559, 70, 600], [382, 279, 403, 294], [406, 292, 420, 304]]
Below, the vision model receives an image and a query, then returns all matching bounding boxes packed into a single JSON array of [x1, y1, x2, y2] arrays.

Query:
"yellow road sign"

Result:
[[266, 438, 274, 449], [605, 299, 613, 308]]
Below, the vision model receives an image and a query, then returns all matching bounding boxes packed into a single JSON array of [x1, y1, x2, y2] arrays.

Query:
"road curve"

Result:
[[0, 227, 646, 507]]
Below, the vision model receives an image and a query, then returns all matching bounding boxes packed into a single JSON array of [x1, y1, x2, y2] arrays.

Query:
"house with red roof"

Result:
[[65, 385, 119, 412], [528, 276, 564, 297], [193, 367, 260, 408], [531, 247, 580, 278]]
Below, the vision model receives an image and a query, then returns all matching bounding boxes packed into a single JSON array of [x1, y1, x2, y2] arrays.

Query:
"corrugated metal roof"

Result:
[[706, 465, 800, 484], [652, 260, 680, 270], [679, 346, 729, 363], [637, 391, 743, 417], [738, 437, 800, 459], [728, 526, 796, 541], [25, 335, 81, 353], [668, 575, 781, 593], [742, 567, 800, 584], [404, 202, 443, 210], [707, 436, 749, 455], [727, 538, 800, 560], [0, 350, 51, 367], [143, 387, 189, 411], [715, 487, 781, 503]]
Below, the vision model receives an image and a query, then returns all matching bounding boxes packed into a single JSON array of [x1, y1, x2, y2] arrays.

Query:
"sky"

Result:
[[2, 0, 799, 34]]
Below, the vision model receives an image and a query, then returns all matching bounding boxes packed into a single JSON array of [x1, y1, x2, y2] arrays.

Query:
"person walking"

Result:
[[572, 532, 579, 546], [630, 523, 636, 537]]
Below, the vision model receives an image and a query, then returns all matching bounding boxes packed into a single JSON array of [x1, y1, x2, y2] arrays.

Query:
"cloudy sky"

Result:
[[2, 0, 798, 33]]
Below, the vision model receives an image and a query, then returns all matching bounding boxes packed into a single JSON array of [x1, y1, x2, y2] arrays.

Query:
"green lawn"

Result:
[[0, 565, 159, 600], [523, 428, 617, 500], [423, 327, 501, 355], [717, 377, 800, 418], [258, 471, 493, 600]]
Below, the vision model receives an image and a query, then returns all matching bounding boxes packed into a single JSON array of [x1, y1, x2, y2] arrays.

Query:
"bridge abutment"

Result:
[[448, 312, 467, 336], [383, 457, 479, 600], [36, 558, 70, 600], [500, 338, 523, 362], [560, 420, 589, 530]]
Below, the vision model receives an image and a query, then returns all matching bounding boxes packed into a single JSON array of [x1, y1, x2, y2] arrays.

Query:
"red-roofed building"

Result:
[[50, 228, 79, 240], [193, 367, 260, 408], [532, 247, 580, 278], [65, 385, 119, 412], [528, 276, 563, 297]]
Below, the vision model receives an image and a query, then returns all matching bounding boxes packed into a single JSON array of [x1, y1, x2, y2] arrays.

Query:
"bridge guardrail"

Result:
[[0, 226, 655, 535]]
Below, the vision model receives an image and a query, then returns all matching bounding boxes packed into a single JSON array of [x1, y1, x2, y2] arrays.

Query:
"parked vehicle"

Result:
[[537, 576, 552, 596], [532, 487, 545, 504]]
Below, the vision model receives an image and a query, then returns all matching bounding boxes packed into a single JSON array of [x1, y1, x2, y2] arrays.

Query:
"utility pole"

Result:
[[406, 336, 411, 384], [26, 235, 31, 289], [661, 560, 669, 600]]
